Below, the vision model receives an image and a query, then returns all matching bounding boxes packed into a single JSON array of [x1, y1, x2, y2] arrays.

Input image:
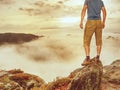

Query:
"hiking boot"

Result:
[[95, 55, 100, 62], [81, 57, 91, 66]]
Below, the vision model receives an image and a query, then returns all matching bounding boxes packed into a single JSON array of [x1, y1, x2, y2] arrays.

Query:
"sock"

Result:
[[96, 55, 100, 60], [86, 56, 90, 60]]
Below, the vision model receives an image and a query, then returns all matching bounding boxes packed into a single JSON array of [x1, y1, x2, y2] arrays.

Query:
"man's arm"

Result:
[[101, 7, 107, 29], [80, 5, 87, 29]]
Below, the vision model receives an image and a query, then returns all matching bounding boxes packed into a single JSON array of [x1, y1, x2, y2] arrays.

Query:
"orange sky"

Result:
[[0, 0, 120, 33]]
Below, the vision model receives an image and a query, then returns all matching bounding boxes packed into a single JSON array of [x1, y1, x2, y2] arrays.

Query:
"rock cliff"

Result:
[[102, 60, 120, 90], [0, 69, 44, 90], [0, 59, 120, 90], [68, 58, 103, 90]]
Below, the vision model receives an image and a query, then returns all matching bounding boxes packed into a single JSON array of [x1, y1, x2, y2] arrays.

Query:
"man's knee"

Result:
[[84, 43, 90, 47]]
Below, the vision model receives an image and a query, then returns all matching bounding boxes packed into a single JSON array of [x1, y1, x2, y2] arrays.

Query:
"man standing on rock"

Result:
[[80, 0, 107, 65]]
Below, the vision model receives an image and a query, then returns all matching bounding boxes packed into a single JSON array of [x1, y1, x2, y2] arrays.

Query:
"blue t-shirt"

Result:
[[84, 0, 104, 20]]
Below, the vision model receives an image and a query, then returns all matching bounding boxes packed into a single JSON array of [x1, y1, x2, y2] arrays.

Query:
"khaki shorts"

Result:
[[84, 20, 102, 46]]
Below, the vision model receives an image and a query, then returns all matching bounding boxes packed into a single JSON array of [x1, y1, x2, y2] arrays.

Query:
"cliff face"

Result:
[[0, 59, 120, 90]]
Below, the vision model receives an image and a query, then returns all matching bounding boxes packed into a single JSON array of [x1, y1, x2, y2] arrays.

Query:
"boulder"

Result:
[[68, 58, 103, 90], [39, 77, 71, 90], [0, 69, 45, 90], [102, 60, 120, 90]]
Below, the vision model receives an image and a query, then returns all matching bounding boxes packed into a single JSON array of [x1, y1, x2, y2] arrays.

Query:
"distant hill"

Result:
[[0, 33, 41, 45]]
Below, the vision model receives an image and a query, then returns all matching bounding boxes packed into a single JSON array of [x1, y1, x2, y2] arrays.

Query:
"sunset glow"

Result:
[[59, 17, 79, 24], [64, 0, 84, 6], [0, 0, 119, 33]]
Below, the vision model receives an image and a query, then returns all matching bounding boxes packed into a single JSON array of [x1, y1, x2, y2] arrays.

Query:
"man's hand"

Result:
[[101, 7, 106, 29], [80, 22, 83, 29], [101, 22, 105, 29], [80, 5, 87, 29]]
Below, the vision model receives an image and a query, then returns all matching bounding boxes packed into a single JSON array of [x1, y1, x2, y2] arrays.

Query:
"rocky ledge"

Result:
[[0, 59, 120, 90], [102, 60, 120, 90], [0, 33, 43, 45], [0, 69, 45, 90]]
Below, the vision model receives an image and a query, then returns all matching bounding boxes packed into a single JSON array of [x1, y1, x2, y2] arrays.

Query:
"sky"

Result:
[[0, 0, 120, 33]]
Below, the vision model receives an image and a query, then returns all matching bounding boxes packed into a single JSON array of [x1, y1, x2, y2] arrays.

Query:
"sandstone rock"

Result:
[[102, 59, 120, 90], [39, 77, 71, 90], [0, 69, 45, 90], [68, 58, 103, 90], [0, 59, 120, 90]]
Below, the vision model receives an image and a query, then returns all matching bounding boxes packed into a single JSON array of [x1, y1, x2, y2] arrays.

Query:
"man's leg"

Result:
[[97, 45, 102, 56], [81, 45, 90, 66], [95, 20, 102, 60], [84, 45, 90, 59], [82, 20, 95, 65], [96, 45, 102, 60]]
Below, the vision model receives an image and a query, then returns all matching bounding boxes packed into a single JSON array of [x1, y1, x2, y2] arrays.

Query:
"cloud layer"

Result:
[[0, 0, 14, 4], [0, 0, 120, 33], [15, 39, 76, 62], [19, 0, 81, 17]]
